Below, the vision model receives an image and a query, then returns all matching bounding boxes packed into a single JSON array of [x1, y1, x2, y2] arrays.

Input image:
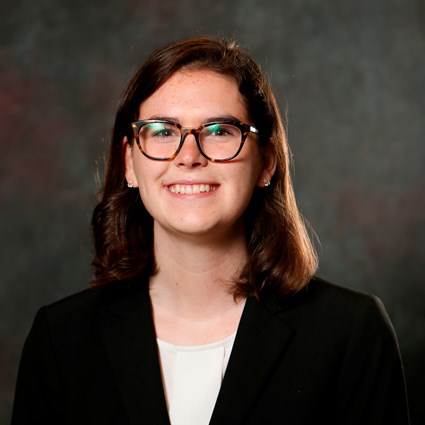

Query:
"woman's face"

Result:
[[125, 69, 275, 243]]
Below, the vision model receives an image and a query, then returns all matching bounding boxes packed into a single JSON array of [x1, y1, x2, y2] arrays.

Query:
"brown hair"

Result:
[[91, 36, 318, 300]]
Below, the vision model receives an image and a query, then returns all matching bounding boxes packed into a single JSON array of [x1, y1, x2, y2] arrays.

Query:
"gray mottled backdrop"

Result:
[[1, 0, 424, 423]]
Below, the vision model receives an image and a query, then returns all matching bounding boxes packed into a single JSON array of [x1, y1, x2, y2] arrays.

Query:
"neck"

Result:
[[149, 222, 248, 317], [148, 223, 248, 345]]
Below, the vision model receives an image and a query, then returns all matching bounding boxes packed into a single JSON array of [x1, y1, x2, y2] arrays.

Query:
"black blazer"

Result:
[[11, 277, 409, 424]]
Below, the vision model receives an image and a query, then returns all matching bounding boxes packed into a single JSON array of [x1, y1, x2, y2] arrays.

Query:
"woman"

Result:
[[12, 37, 409, 424]]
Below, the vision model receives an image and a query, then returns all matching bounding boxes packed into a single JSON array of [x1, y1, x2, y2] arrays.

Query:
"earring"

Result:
[[127, 181, 134, 188], [263, 179, 271, 187]]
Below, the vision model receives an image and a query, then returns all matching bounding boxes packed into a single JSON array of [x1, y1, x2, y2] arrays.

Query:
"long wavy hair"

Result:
[[91, 36, 318, 300]]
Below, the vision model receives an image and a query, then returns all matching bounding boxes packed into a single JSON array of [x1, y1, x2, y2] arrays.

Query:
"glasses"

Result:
[[131, 119, 260, 162]]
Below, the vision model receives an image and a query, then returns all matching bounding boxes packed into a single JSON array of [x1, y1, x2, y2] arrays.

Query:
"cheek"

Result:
[[133, 157, 158, 185], [133, 159, 167, 203], [137, 174, 154, 201], [137, 180, 158, 221], [232, 163, 261, 204], [244, 156, 263, 186]]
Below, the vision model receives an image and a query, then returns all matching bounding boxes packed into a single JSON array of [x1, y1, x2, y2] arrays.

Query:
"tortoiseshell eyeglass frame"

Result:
[[130, 119, 261, 162]]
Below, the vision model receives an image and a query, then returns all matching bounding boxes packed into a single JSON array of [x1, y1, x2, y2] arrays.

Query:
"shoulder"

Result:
[[295, 275, 387, 314], [34, 280, 147, 333], [277, 276, 397, 343]]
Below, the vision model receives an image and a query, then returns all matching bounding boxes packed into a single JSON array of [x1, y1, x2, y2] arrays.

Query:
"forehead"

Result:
[[138, 70, 248, 123]]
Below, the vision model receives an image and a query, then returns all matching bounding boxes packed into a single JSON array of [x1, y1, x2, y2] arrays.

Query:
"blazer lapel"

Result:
[[97, 284, 170, 425], [210, 296, 294, 425]]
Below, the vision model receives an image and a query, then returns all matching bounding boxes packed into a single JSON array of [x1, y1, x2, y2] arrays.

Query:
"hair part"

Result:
[[90, 36, 318, 301]]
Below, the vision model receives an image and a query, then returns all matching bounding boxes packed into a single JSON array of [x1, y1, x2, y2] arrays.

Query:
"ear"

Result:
[[123, 137, 139, 188], [256, 140, 277, 187]]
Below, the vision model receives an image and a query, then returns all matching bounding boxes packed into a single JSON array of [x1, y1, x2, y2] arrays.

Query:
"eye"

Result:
[[145, 122, 179, 138], [205, 124, 242, 140], [206, 123, 232, 137]]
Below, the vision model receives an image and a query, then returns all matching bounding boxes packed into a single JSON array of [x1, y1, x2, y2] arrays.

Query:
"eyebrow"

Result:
[[142, 115, 244, 126]]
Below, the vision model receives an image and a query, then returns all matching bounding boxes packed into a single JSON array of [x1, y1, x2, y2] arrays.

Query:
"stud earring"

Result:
[[263, 179, 271, 187], [127, 181, 134, 188]]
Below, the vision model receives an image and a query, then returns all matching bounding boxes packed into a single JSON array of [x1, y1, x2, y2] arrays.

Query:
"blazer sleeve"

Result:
[[11, 307, 64, 425], [335, 294, 410, 425]]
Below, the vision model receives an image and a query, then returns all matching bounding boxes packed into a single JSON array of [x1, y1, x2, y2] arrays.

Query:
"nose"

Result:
[[174, 132, 208, 168]]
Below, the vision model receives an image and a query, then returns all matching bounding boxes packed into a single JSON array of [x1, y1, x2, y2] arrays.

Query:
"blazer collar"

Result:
[[97, 282, 171, 425], [210, 296, 294, 425], [97, 282, 294, 425]]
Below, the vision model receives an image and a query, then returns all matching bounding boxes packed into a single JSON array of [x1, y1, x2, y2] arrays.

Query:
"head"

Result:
[[91, 36, 318, 300]]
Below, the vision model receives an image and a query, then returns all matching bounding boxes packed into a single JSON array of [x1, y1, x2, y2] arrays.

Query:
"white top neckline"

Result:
[[157, 332, 237, 425], [157, 331, 237, 352]]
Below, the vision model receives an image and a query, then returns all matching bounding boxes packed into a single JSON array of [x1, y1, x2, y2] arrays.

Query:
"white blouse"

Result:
[[157, 333, 236, 425]]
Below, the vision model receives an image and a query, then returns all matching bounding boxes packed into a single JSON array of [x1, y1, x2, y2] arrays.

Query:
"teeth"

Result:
[[169, 184, 217, 194]]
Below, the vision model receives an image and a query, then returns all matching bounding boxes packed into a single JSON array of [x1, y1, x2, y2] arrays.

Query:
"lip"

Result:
[[166, 182, 219, 195]]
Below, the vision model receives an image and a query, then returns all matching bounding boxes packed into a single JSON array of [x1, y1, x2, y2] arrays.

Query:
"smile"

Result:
[[168, 184, 218, 194]]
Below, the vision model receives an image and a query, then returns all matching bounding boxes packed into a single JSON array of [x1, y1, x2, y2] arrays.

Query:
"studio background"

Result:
[[1, 0, 424, 423]]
